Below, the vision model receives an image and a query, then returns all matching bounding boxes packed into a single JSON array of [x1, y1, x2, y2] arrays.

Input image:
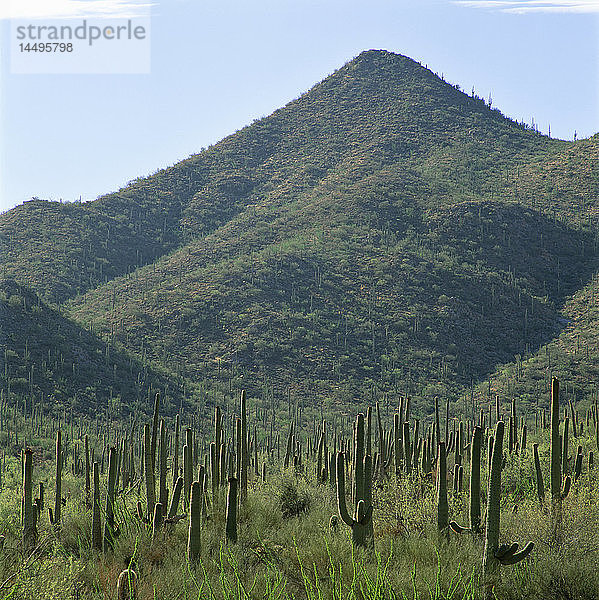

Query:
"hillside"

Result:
[[66, 196, 596, 415], [0, 279, 183, 417], [1, 49, 598, 415], [476, 268, 599, 413]]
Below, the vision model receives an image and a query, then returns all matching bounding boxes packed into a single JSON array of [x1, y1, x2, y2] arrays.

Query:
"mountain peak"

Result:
[[343, 48, 429, 78]]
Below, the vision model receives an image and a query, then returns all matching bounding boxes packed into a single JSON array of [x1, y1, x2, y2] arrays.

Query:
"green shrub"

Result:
[[279, 479, 310, 519]]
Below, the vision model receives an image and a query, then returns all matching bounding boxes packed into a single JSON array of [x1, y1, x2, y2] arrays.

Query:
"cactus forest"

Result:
[[1, 50, 599, 599]]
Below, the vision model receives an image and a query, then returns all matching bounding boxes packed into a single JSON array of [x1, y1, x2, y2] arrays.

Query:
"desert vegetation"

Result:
[[1, 378, 599, 599]]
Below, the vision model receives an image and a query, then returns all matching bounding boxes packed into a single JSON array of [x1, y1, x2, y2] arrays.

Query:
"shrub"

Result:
[[279, 479, 310, 519]]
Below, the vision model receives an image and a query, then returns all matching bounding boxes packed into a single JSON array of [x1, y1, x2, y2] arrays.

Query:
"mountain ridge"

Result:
[[0, 50, 569, 304]]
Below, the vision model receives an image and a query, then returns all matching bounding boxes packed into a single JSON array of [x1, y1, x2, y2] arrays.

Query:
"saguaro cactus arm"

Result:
[[449, 521, 471, 534], [336, 452, 354, 528], [496, 541, 534, 565]]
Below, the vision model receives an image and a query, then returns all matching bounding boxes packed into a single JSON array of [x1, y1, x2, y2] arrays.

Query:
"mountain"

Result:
[[1, 49, 598, 416], [0, 50, 573, 304]]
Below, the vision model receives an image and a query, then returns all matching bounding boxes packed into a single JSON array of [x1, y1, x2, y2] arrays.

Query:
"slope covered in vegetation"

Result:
[[0, 279, 183, 417], [0, 49, 598, 415]]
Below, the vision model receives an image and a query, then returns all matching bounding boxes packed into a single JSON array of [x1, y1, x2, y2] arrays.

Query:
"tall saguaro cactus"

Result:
[[172, 414, 180, 489], [158, 420, 168, 523], [354, 413, 365, 503], [103, 446, 118, 552], [187, 480, 202, 563], [550, 378, 571, 503], [184, 428, 193, 506], [214, 407, 222, 492], [240, 391, 249, 503], [91, 462, 102, 551], [450, 426, 483, 536], [335, 413, 374, 550], [84, 435, 91, 508], [23, 448, 37, 548], [533, 443, 545, 504], [144, 424, 156, 520], [437, 441, 449, 540], [469, 426, 482, 533], [225, 477, 238, 543], [336, 452, 373, 549], [550, 377, 571, 545], [150, 392, 160, 471], [483, 421, 534, 595], [53, 430, 62, 528]]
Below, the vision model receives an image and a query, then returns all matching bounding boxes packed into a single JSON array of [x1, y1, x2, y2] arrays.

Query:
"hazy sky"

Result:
[[0, 0, 597, 214]]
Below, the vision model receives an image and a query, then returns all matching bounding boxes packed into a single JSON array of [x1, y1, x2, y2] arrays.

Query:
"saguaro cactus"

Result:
[[103, 447, 118, 552], [562, 417, 570, 476], [144, 424, 155, 520], [533, 443, 545, 504], [210, 443, 217, 499], [183, 436, 192, 506], [52, 430, 62, 528], [92, 462, 102, 551], [483, 421, 534, 594], [449, 426, 482, 535], [336, 451, 373, 549], [550, 378, 571, 503], [214, 407, 222, 491], [23, 448, 37, 548], [403, 422, 411, 475], [172, 414, 180, 489], [550, 378, 571, 545], [240, 391, 249, 502], [335, 413, 374, 550], [187, 480, 202, 563], [225, 477, 238, 543], [158, 420, 168, 523], [469, 426, 482, 533], [150, 392, 160, 471], [437, 442, 449, 540]]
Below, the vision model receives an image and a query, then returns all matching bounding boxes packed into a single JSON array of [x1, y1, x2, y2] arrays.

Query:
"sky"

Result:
[[0, 0, 597, 214]]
